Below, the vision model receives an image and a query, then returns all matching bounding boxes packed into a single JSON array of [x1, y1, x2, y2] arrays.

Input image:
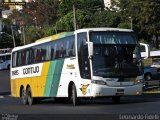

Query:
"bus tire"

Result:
[[71, 84, 79, 106], [112, 96, 120, 104], [21, 87, 28, 105], [27, 87, 34, 105]]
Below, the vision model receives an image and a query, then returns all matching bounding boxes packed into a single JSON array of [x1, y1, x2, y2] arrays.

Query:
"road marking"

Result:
[[0, 96, 4, 98]]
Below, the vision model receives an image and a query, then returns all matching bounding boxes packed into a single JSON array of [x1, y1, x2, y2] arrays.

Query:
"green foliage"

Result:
[[24, 27, 44, 44], [0, 18, 21, 48], [3, 0, 159, 47], [42, 26, 56, 37], [118, 22, 130, 29], [58, 0, 104, 17], [56, 9, 87, 32], [88, 10, 120, 28]]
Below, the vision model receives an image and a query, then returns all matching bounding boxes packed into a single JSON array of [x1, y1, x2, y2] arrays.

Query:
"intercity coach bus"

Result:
[[11, 28, 149, 106]]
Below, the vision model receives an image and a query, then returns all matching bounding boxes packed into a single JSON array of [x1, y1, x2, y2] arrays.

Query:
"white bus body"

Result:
[[0, 53, 11, 70], [11, 28, 149, 105]]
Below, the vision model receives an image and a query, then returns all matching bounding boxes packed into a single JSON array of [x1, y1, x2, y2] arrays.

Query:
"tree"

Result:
[[56, 9, 87, 32], [0, 18, 21, 48], [58, 0, 104, 17], [56, 0, 106, 32], [88, 9, 120, 28], [111, 0, 160, 48]]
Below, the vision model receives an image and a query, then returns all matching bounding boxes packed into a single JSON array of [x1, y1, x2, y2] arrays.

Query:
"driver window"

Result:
[[77, 32, 91, 79]]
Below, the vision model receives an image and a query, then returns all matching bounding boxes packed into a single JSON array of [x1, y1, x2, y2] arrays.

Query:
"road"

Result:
[[0, 70, 10, 95], [1, 70, 160, 120], [0, 95, 160, 114], [0, 95, 160, 120]]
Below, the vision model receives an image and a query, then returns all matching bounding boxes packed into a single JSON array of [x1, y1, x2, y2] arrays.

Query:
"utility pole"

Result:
[[129, 16, 133, 30], [73, 4, 76, 31], [11, 25, 16, 47], [0, 7, 2, 32], [22, 26, 26, 45]]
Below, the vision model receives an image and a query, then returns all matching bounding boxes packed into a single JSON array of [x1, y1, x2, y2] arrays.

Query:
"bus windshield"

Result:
[[90, 31, 142, 78]]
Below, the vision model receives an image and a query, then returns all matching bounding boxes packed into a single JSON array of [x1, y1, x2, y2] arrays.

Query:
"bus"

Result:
[[11, 28, 149, 106], [0, 53, 11, 70]]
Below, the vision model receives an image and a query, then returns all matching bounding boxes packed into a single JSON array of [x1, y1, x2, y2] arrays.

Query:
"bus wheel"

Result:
[[27, 87, 33, 105], [21, 88, 28, 105], [112, 96, 120, 104], [71, 84, 78, 106]]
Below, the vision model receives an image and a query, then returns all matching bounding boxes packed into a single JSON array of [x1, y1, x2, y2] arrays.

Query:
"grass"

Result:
[[143, 87, 160, 93]]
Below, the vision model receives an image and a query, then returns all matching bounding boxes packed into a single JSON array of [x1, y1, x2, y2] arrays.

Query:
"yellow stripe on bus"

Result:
[[11, 62, 51, 97]]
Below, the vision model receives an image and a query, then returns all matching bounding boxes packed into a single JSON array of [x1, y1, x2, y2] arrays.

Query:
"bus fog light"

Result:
[[92, 80, 107, 85], [136, 91, 141, 95]]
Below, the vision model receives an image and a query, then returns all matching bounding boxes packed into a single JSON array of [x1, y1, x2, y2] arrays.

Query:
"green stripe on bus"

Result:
[[49, 59, 64, 97], [44, 61, 57, 96]]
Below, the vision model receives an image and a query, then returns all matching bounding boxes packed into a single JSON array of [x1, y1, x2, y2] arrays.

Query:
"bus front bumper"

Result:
[[91, 84, 143, 97]]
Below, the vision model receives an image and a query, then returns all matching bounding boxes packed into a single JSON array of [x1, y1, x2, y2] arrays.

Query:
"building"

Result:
[[2, 10, 12, 18], [104, 0, 111, 8]]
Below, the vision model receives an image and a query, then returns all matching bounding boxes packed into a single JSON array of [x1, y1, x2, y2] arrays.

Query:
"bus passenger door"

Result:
[[77, 32, 92, 97]]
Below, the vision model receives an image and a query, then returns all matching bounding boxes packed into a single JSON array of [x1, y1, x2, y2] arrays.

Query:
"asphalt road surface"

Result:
[[0, 70, 10, 95], [1, 70, 160, 120]]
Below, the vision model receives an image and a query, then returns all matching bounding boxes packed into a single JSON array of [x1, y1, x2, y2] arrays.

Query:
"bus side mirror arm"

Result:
[[140, 43, 150, 59]]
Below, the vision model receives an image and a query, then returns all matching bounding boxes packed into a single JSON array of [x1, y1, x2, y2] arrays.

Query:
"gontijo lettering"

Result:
[[23, 66, 39, 75], [12, 70, 19, 76]]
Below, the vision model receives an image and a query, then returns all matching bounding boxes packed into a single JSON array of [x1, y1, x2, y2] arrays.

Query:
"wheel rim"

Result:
[[21, 89, 27, 105], [27, 89, 33, 105]]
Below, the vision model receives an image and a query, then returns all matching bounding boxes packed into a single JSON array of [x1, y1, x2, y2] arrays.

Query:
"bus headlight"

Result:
[[92, 80, 107, 85]]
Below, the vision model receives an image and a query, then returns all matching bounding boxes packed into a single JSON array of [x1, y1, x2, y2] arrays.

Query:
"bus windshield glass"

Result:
[[90, 31, 142, 78]]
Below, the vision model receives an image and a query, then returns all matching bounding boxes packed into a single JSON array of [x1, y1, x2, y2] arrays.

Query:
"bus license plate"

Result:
[[116, 89, 124, 95]]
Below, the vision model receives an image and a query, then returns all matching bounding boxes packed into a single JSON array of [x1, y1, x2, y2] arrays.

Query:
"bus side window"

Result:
[[0, 56, 4, 63], [0, 58, 4, 63], [26, 50, 30, 65], [21, 50, 26, 65], [6, 55, 11, 60], [51, 47, 55, 60], [13, 52, 18, 67], [52, 42, 57, 60], [59, 41, 64, 58], [46, 43, 51, 61], [65, 35, 75, 57], [30, 48, 35, 64], [35, 46, 41, 63], [41, 46, 46, 61], [17, 51, 22, 66], [55, 42, 60, 59]]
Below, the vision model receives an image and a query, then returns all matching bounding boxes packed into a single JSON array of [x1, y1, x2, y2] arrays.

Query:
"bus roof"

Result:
[[12, 32, 73, 52], [74, 28, 133, 33], [12, 28, 133, 52], [0, 53, 11, 56]]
